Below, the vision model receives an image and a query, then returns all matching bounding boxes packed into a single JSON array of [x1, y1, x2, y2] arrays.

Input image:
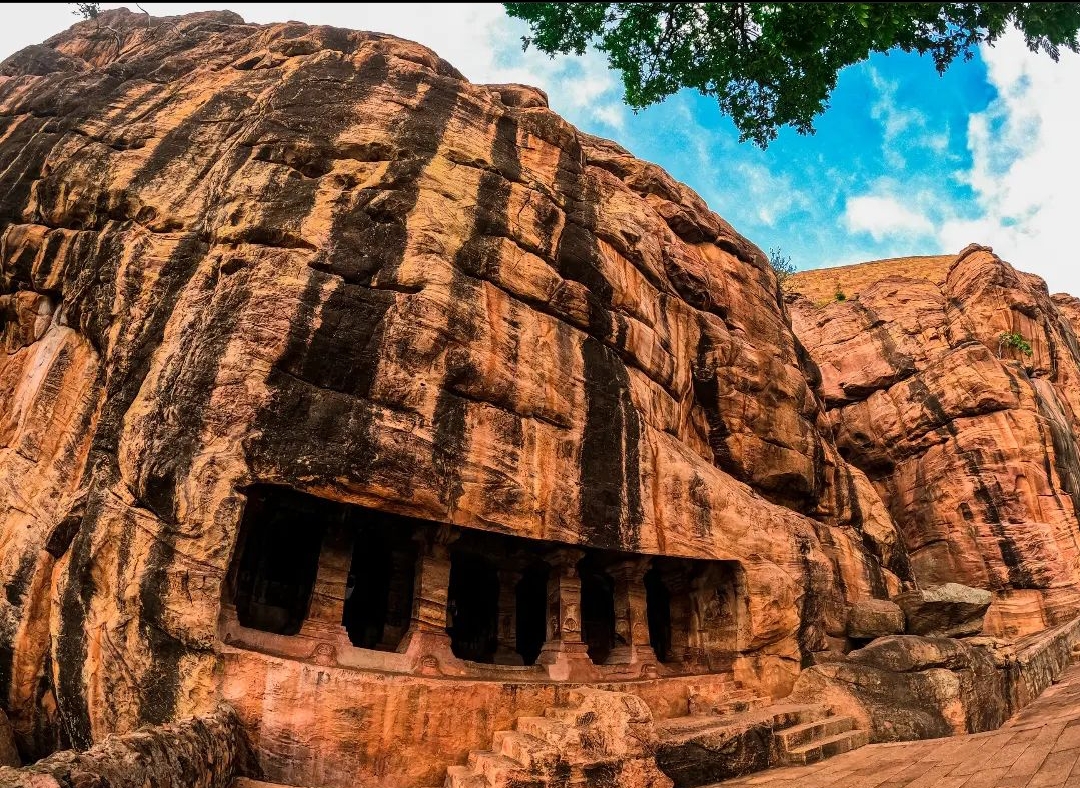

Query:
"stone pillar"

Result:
[[606, 558, 657, 665], [537, 548, 593, 679], [661, 565, 694, 667], [299, 521, 354, 640], [688, 571, 713, 668], [493, 565, 524, 665], [376, 547, 415, 650], [397, 526, 456, 659]]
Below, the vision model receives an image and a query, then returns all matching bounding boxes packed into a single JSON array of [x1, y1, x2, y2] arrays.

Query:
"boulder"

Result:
[[789, 636, 1008, 742], [846, 599, 905, 640], [892, 584, 992, 638], [656, 715, 772, 787]]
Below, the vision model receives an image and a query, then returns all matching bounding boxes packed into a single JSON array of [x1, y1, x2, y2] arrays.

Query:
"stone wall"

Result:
[[1000, 616, 1080, 712], [221, 645, 735, 787]]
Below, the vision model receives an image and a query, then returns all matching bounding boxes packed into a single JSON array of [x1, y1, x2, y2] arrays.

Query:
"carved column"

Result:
[[606, 558, 657, 665], [397, 525, 456, 658], [688, 571, 712, 668], [300, 521, 354, 640], [493, 565, 524, 665], [537, 548, 592, 678], [661, 565, 694, 668]]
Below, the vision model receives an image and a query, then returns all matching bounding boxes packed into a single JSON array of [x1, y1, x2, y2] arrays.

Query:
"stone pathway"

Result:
[[712, 663, 1080, 788]]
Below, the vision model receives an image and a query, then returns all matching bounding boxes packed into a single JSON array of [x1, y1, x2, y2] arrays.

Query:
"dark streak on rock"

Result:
[[554, 137, 643, 550]]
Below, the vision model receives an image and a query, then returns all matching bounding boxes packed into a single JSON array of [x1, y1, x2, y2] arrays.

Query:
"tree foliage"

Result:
[[504, 3, 1080, 146], [72, 2, 100, 19]]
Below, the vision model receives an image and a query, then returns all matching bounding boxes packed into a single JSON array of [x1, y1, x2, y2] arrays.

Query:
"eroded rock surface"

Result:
[[0, 707, 246, 788], [791, 245, 1080, 638], [892, 583, 991, 638], [790, 635, 1008, 741], [846, 599, 905, 640], [0, 6, 900, 770]]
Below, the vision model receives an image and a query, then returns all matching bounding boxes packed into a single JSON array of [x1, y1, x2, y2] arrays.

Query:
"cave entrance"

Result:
[[644, 566, 672, 663], [579, 555, 616, 665], [226, 486, 749, 678], [231, 487, 329, 636], [447, 552, 500, 662], [515, 561, 549, 666], [342, 518, 416, 651]]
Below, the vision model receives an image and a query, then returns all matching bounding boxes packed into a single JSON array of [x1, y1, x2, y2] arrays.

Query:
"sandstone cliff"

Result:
[[791, 245, 1080, 638], [0, 8, 903, 760]]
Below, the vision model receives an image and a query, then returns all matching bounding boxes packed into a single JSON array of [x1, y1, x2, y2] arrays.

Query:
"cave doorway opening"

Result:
[[515, 561, 549, 666], [231, 486, 328, 636], [644, 566, 672, 663], [447, 551, 500, 662], [342, 519, 416, 651], [579, 555, 616, 664]]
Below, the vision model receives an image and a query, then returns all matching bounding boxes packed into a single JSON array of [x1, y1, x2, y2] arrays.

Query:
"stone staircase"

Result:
[[444, 712, 565, 788], [440, 688, 673, 788], [656, 701, 868, 786], [770, 706, 868, 765]]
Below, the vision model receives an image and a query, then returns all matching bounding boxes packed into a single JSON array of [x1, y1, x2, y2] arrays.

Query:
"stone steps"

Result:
[[774, 714, 857, 751], [782, 728, 870, 765], [444, 709, 575, 787], [656, 700, 868, 785], [492, 729, 559, 771]]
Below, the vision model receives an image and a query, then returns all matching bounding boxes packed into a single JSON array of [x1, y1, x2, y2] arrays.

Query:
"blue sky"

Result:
[[4, 4, 1080, 294]]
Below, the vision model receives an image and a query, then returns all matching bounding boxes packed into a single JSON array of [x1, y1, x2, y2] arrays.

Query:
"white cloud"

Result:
[[941, 32, 1080, 295], [844, 194, 935, 241], [867, 66, 950, 169]]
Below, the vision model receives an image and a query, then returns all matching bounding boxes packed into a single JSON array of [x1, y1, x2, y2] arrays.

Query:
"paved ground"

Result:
[[714, 663, 1080, 788]]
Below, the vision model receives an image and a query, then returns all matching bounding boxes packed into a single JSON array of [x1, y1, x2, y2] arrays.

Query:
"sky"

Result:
[[3, 4, 1080, 295]]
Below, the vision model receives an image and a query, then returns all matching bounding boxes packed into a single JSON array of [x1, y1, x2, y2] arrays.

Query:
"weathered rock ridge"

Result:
[[1, 7, 1079, 785], [0, 7, 900, 763], [791, 246, 1080, 637]]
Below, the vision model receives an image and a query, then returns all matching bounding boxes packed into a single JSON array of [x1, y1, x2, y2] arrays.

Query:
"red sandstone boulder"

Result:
[[790, 635, 1008, 741], [846, 599, 905, 640], [892, 584, 992, 638]]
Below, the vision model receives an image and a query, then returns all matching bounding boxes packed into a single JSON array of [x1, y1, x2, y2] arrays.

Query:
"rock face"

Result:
[[892, 583, 991, 638], [0, 7, 902, 781], [1, 7, 1080, 786], [791, 245, 1080, 638], [790, 635, 1008, 742], [0, 712, 17, 768], [846, 599, 905, 640]]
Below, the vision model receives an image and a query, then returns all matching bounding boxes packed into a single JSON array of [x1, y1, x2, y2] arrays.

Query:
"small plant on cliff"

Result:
[[998, 331, 1033, 358], [834, 280, 847, 302], [769, 247, 796, 290]]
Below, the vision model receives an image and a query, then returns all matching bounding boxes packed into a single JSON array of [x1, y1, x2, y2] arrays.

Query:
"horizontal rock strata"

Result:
[[791, 245, 1080, 637], [0, 8, 900, 779]]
